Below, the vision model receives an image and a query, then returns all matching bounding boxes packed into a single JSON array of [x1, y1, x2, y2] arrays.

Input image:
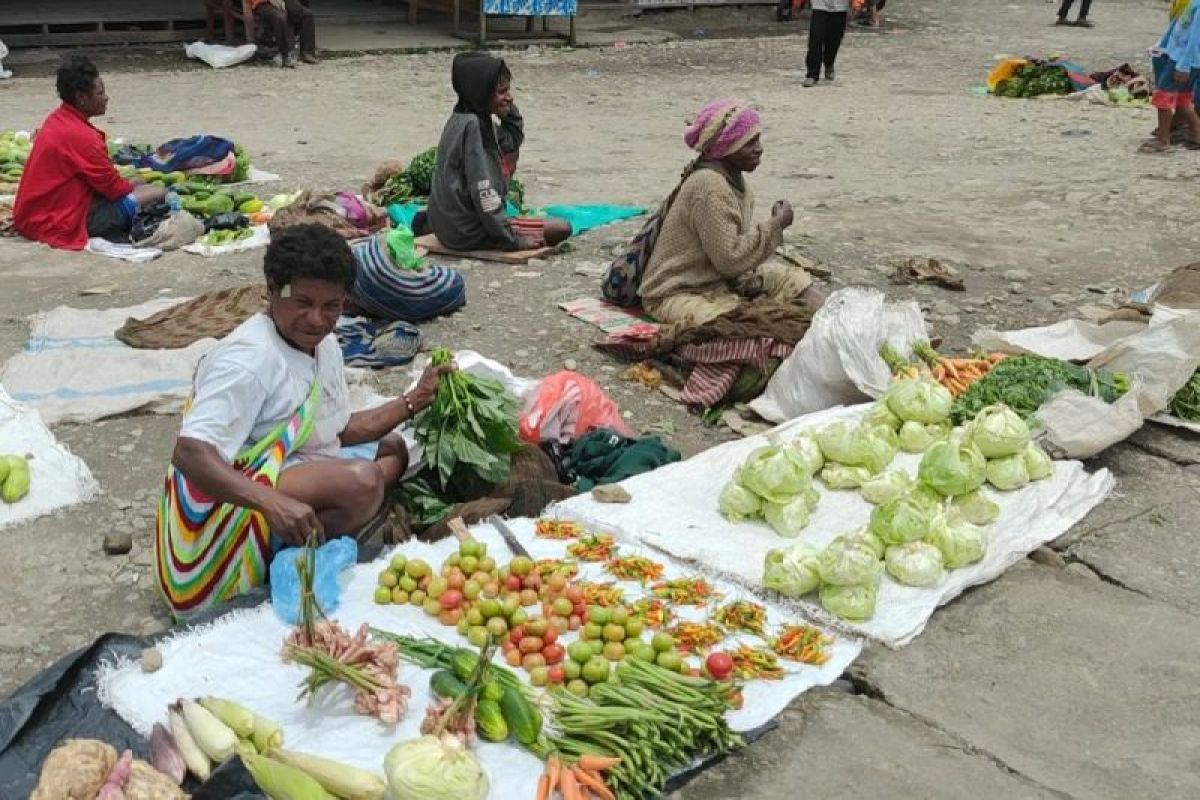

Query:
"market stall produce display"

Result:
[[0, 453, 30, 503]]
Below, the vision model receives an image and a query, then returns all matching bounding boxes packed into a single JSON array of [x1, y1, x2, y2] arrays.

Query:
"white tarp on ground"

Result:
[[0, 386, 98, 530], [0, 298, 213, 424], [551, 404, 1113, 648], [98, 518, 862, 794]]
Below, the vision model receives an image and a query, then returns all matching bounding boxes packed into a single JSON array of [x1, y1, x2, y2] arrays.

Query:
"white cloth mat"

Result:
[[182, 225, 270, 257], [0, 385, 99, 530], [550, 404, 1113, 648]]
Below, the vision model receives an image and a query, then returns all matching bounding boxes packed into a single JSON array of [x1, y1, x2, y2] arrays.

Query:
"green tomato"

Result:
[[581, 656, 611, 685], [563, 659, 582, 680], [373, 586, 392, 604], [566, 679, 590, 698], [389, 553, 407, 572], [588, 606, 610, 625], [655, 650, 683, 672], [651, 632, 675, 653], [467, 626, 490, 648], [567, 641, 593, 663]]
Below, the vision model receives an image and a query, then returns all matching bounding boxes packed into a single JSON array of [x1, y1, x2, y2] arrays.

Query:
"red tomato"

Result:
[[547, 665, 566, 684], [505, 575, 522, 592], [705, 652, 734, 681], [542, 627, 558, 646], [542, 643, 566, 665], [509, 627, 524, 646], [439, 590, 463, 610]]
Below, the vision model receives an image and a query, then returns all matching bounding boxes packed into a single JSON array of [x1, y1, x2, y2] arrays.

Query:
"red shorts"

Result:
[[1152, 88, 1195, 110], [511, 216, 546, 247]]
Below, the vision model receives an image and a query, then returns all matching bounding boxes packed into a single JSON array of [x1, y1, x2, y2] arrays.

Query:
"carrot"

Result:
[[559, 767, 582, 800], [932, 363, 945, 381], [546, 756, 562, 795], [942, 361, 960, 380], [574, 767, 616, 800], [536, 773, 551, 800], [576, 754, 622, 772]]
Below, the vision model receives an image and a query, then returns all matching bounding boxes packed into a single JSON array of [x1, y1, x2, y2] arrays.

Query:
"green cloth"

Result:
[[570, 428, 681, 491], [386, 202, 646, 237]]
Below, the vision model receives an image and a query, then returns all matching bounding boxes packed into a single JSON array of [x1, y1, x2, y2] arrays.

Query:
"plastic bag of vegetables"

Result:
[[762, 543, 821, 597], [885, 378, 953, 424], [764, 495, 811, 538], [861, 469, 912, 505], [919, 435, 987, 497], [969, 404, 1030, 458], [816, 540, 883, 586], [927, 514, 987, 568], [869, 488, 942, 546], [738, 444, 813, 503], [985, 453, 1029, 491], [885, 542, 945, 587], [950, 489, 999, 526], [384, 734, 489, 800], [820, 582, 878, 621]]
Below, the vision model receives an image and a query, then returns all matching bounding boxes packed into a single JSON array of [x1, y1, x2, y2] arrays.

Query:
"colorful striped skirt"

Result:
[[155, 381, 318, 618]]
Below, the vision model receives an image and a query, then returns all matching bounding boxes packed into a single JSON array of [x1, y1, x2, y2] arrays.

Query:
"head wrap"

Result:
[[683, 99, 762, 161], [1170, 0, 1190, 19], [451, 52, 509, 153]]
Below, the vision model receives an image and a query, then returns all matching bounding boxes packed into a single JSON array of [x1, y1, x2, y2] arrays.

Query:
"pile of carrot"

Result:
[[537, 754, 620, 800], [912, 341, 1007, 398]]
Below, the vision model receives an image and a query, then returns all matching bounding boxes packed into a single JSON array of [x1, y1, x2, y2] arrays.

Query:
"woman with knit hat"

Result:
[[633, 99, 821, 329]]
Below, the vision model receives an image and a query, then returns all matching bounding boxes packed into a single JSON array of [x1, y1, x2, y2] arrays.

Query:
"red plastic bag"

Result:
[[519, 371, 634, 444]]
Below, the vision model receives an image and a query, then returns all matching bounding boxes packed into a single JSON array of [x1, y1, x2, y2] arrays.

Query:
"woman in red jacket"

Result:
[[13, 56, 165, 250]]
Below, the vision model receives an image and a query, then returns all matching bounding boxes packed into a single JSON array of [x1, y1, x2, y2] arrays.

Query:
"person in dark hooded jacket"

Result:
[[426, 53, 571, 252]]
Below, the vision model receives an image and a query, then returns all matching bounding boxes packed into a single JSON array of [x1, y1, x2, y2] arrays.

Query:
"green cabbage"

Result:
[[820, 463, 875, 490], [869, 489, 941, 545], [719, 479, 762, 522], [820, 582, 878, 621], [898, 420, 951, 453], [739, 445, 812, 504], [918, 435, 987, 497], [762, 544, 821, 597], [790, 435, 825, 477], [764, 496, 811, 538], [985, 453, 1029, 491], [801, 484, 821, 512], [863, 402, 902, 432], [385, 734, 489, 800], [832, 528, 886, 559], [816, 540, 883, 586], [815, 422, 862, 465], [927, 515, 987, 568], [969, 404, 1031, 458], [950, 489, 999, 526], [885, 378, 953, 424], [859, 425, 900, 474], [885, 542, 945, 587], [1023, 442, 1054, 481], [861, 469, 913, 505]]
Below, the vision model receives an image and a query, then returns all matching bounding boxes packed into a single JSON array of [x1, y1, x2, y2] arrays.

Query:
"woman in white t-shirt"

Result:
[[155, 224, 451, 618]]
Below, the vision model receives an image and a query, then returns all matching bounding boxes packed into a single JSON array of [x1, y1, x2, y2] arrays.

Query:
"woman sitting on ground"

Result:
[[425, 52, 570, 252], [14, 56, 166, 250], [636, 99, 823, 329], [156, 223, 451, 618]]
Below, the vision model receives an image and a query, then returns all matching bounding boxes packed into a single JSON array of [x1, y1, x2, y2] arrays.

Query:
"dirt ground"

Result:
[[3, 0, 1200, 796]]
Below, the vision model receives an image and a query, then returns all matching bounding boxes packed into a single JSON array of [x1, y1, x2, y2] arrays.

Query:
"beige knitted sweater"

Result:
[[638, 166, 785, 303]]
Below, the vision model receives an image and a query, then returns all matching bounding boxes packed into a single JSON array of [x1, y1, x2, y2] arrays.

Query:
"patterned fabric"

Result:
[[483, 0, 577, 15], [678, 338, 792, 407], [336, 316, 422, 368], [684, 99, 762, 161], [155, 380, 319, 618], [350, 233, 466, 322], [115, 286, 267, 350], [511, 216, 547, 247]]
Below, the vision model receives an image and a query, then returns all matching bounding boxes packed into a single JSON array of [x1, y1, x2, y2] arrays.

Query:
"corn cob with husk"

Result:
[[269, 748, 387, 800], [242, 752, 336, 799]]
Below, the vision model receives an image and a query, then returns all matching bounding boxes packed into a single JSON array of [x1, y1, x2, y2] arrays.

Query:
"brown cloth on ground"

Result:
[[598, 299, 813, 360], [1106, 262, 1200, 323], [390, 444, 576, 543], [115, 285, 267, 349], [268, 190, 389, 240]]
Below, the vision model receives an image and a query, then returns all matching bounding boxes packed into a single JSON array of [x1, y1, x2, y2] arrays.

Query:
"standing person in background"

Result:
[[1055, 0, 1094, 28], [805, 0, 850, 88], [1141, 0, 1200, 153], [251, 0, 318, 68]]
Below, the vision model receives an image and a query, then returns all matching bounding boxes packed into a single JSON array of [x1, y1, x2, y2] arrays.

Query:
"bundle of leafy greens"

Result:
[[395, 477, 453, 526], [994, 64, 1072, 98], [1169, 369, 1200, 421], [950, 354, 1129, 425], [412, 349, 522, 495]]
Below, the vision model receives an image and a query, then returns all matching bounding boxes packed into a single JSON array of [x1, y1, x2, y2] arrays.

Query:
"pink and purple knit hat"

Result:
[[684, 99, 762, 160]]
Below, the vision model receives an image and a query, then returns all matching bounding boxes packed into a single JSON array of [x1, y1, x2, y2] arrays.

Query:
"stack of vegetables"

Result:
[[372, 146, 527, 213], [992, 62, 1072, 98], [880, 342, 1009, 402], [0, 130, 31, 194], [718, 436, 823, 537], [950, 353, 1129, 425], [760, 376, 1058, 621]]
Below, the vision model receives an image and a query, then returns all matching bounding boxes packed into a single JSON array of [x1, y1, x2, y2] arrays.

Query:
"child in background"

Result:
[[1142, 0, 1200, 153]]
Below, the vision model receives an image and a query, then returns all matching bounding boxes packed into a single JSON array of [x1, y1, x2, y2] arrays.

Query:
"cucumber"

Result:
[[498, 685, 541, 746], [475, 699, 509, 742], [481, 679, 505, 703], [429, 669, 467, 701]]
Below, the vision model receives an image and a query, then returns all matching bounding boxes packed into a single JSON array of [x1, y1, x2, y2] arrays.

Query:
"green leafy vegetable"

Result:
[[763, 495, 811, 538], [820, 583, 877, 621], [869, 488, 942, 545], [927, 514, 987, 568], [863, 402, 902, 432], [762, 543, 821, 597], [395, 477, 453, 526], [1023, 442, 1054, 481], [819, 463, 874, 490], [719, 479, 762, 522], [831, 528, 886, 560], [1169, 368, 1200, 420], [985, 453, 1030, 491], [968, 404, 1031, 458], [885, 541, 945, 587], [404, 147, 439, 197], [790, 434, 826, 477], [950, 489, 1000, 526], [898, 420, 950, 454], [739, 445, 813, 504], [885, 378, 953, 424], [412, 349, 522, 494], [919, 435, 987, 497], [951, 354, 1129, 426], [816, 540, 883, 587], [861, 469, 914, 506]]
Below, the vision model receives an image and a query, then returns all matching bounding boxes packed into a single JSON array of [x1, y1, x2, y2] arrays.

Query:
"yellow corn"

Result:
[[180, 698, 237, 763], [252, 713, 285, 753], [269, 748, 387, 800], [199, 696, 256, 738], [242, 753, 335, 800], [168, 707, 210, 782]]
